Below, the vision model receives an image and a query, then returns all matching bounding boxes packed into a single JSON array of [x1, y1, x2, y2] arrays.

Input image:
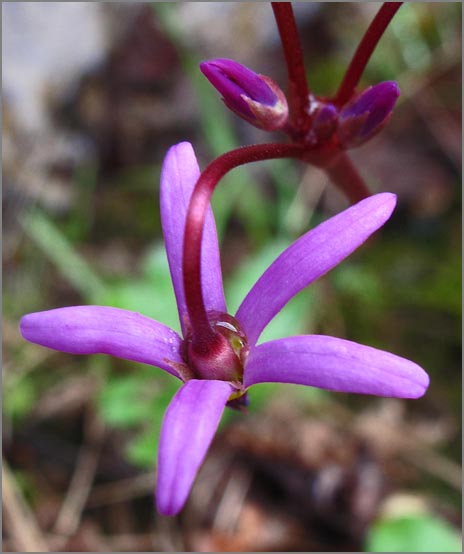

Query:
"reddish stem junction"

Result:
[[182, 2, 402, 358]]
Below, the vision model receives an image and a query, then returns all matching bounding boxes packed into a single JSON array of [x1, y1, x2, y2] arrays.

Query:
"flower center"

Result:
[[182, 311, 249, 383]]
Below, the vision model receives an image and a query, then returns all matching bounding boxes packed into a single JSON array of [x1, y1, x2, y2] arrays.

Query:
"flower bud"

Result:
[[200, 58, 288, 130], [306, 102, 339, 145], [338, 81, 400, 148]]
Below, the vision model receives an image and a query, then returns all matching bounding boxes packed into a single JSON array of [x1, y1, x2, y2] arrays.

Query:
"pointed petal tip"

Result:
[[20, 310, 52, 343], [19, 312, 35, 340], [164, 141, 195, 164], [156, 496, 180, 517], [403, 366, 430, 399], [359, 191, 397, 221], [155, 380, 232, 518], [378, 80, 400, 98]]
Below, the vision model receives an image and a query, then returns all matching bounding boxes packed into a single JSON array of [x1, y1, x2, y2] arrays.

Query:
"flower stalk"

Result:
[[334, 2, 403, 106], [182, 143, 304, 348], [271, 2, 310, 133], [324, 152, 372, 204]]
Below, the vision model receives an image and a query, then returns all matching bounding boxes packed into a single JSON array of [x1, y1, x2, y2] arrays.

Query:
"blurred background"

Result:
[[2, 2, 462, 552]]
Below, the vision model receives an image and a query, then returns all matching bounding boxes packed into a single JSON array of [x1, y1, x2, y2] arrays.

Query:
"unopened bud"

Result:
[[200, 58, 288, 131], [338, 81, 400, 148], [306, 101, 339, 145]]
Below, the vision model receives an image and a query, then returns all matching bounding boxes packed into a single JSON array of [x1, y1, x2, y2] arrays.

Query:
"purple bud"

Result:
[[306, 102, 339, 145], [200, 58, 288, 130], [338, 81, 400, 148]]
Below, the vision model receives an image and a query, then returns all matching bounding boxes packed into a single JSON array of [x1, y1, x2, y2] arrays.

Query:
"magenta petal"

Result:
[[160, 142, 226, 334], [156, 379, 233, 516], [236, 193, 397, 346], [244, 335, 429, 398], [20, 306, 183, 378]]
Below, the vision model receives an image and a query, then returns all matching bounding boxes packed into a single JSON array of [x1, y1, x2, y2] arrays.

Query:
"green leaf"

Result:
[[98, 366, 179, 466], [98, 375, 157, 428], [125, 426, 160, 469], [99, 242, 180, 332], [366, 514, 462, 553], [3, 378, 36, 419], [225, 240, 315, 344], [332, 262, 384, 307], [246, 382, 326, 414], [124, 378, 178, 468], [20, 210, 105, 301]]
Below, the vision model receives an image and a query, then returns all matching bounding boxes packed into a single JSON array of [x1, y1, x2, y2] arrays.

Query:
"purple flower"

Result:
[[200, 58, 288, 130], [338, 81, 400, 148], [20, 142, 429, 516]]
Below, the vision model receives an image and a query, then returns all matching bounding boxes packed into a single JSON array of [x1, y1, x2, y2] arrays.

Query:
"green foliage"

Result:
[[98, 368, 179, 468], [308, 58, 347, 97], [125, 427, 160, 469], [366, 514, 462, 553], [99, 243, 180, 332], [225, 239, 316, 345], [99, 374, 158, 428], [20, 210, 105, 302], [332, 262, 384, 308], [248, 382, 326, 412], [3, 377, 36, 420]]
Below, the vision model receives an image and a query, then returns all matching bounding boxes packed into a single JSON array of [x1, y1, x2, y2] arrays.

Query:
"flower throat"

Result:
[[182, 311, 249, 383]]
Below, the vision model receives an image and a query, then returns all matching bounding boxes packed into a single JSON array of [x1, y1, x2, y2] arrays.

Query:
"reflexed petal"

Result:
[[244, 335, 429, 398], [160, 142, 226, 335], [236, 193, 396, 346], [20, 306, 183, 378], [156, 379, 233, 516]]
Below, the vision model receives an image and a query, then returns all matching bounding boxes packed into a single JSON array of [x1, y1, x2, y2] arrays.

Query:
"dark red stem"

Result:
[[183, 142, 304, 345], [325, 152, 371, 204], [272, 2, 310, 132], [334, 2, 402, 106]]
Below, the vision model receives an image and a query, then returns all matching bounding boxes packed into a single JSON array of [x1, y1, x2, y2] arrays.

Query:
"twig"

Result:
[[87, 472, 156, 507], [53, 408, 105, 537], [402, 447, 462, 490], [318, 398, 462, 491], [2, 459, 49, 552], [213, 466, 252, 533]]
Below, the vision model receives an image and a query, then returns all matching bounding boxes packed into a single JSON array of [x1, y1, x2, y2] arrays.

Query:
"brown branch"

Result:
[[87, 472, 156, 507], [53, 408, 105, 537], [2, 459, 49, 552]]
